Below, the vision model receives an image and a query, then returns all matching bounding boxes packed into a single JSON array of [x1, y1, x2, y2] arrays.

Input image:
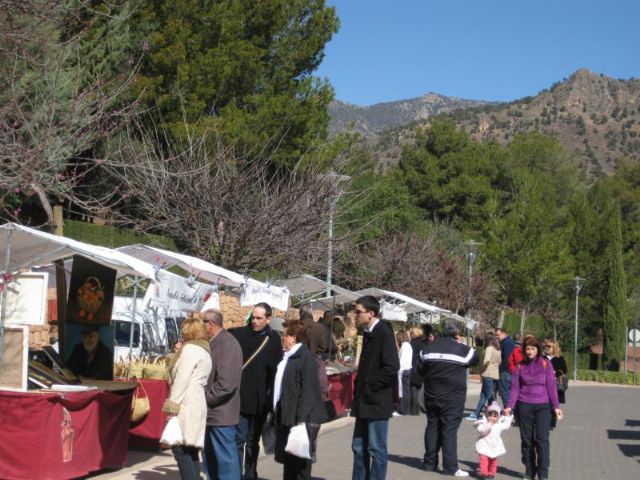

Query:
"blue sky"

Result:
[[316, 0, 640, 106]]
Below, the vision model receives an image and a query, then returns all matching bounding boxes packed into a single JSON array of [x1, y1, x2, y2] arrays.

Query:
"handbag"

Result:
[[131, 382, 150, 422], [285, 423, 311, 459], [556, 373, 569, 392], [159, 416, 184, 447]]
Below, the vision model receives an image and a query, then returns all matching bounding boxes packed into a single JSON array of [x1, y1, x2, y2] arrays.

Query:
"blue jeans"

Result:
[[351, 418, 389, 480], [473, 377, 497, 417], [498, 371, 512, 407], [204, 425, 240, 480]]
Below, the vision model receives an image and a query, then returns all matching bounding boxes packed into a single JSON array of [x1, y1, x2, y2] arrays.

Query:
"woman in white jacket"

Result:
[[162, 316, 213, 479]]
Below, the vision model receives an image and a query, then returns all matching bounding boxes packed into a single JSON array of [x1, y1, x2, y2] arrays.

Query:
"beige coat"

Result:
[[168, 342, 212, 448], [481, 345, 501, 380]]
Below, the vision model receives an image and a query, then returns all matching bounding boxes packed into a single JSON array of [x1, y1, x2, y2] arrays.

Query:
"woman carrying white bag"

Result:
[[161, 316, 212, 480], [273, 320, 329, 480]]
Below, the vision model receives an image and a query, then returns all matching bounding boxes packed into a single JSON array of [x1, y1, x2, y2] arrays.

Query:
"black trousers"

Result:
[[423, 401, 464, 474], [171, 445, 201, 480], [517, 402, 552, 479]]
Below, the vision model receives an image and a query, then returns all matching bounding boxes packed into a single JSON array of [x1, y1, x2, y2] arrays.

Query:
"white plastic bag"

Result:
[[285, 423, 311, 459], [160, 416, 184, 447]]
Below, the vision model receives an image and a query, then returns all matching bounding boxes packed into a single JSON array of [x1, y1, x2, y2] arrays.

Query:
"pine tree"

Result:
[[603, 199, 628, 371]]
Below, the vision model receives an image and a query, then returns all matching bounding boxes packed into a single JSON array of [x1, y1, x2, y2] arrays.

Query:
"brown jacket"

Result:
[[205, 329, 243, 426], [303, 317, 328, 356]]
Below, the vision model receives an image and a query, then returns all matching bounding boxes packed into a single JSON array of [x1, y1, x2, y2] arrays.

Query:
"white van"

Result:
[[111, 296, 184, 360]]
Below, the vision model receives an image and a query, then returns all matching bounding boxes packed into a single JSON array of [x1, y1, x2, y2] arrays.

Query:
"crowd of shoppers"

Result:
[[160, 300, 566, 480]]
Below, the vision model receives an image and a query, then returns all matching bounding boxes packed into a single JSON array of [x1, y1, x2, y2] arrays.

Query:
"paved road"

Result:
[[97, 382, 640, 480]]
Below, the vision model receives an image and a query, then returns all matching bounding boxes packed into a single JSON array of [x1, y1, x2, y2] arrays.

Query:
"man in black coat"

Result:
[[229, 302, 282, 480], [350, 295, 399, 480], [419, 322, 478, 477]]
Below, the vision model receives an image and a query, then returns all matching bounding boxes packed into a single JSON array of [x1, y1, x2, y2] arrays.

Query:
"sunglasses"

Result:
[[487, 412, 499, 417]]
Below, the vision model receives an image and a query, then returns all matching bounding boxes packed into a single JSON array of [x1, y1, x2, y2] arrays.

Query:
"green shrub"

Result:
[[64, 220, 176, 250], [575, 369, 639, 385]]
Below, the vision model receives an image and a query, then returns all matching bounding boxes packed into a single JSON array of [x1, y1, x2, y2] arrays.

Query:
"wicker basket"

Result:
[[131, 382, 150, 422]]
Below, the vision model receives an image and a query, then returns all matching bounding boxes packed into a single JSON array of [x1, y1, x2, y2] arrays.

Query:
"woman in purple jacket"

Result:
[[503, 335, 563, 480]]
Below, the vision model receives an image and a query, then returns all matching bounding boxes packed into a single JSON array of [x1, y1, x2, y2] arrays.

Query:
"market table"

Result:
[[128, 378, 171, 449], [0, 388, 133, 480], [328, 370, 356, 417]]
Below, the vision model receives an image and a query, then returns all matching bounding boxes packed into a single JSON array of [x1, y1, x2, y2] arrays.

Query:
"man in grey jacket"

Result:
[[202, 309, 243, 480]]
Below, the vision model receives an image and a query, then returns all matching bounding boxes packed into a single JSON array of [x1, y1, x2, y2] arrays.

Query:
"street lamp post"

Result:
[[321, 172, 351, 297], [573, 276, 585, 381], [464, 240, 482, 345]]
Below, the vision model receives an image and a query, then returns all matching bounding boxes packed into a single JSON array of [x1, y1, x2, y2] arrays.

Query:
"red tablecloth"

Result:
[[128, 378, 171, 449], [0, 388, 132, 480], [328, 371, 356, 417]]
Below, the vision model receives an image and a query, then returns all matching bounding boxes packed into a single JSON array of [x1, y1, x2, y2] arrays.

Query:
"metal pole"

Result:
[[128, 276, 139, 360], [0, 228, 14, 371], [573, 277, 584, 381], [573, 289, 578, 381], [624, 327, 628, 374], [326, 198, 335, 298]]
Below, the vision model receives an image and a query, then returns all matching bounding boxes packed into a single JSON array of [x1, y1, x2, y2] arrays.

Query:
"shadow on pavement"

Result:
[[607, 429, 640, 440], [625, 419, 640, 427], [387, 453, 424, 470]]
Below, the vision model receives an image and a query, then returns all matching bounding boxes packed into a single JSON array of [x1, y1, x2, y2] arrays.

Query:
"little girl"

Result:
[[474, 402, 511, 479]]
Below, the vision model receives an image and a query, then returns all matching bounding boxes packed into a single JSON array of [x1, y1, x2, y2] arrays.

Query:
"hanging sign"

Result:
[[240, 279, 290, 311], [4, 272, 48, 326], [147, 271, 216, 313], [380, 301, 407, 322]]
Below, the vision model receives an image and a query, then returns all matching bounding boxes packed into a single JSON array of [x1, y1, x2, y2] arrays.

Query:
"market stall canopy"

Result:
[[118, 244, 290, 311], [118, 244, 245, 287], [275, 274, 356, 304], [0, 223, 156, 279], [309, 285, 466, 324]]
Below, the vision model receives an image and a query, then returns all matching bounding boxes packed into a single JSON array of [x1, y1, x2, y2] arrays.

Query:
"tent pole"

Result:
[[128, 275, 139, 360], [54, 260, 68, 358], [0, 228, 14, 371]]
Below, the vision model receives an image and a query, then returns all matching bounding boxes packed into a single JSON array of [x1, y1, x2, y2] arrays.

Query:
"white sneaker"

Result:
[[392, 411, 402, 417], [453, 469, 469, 477]]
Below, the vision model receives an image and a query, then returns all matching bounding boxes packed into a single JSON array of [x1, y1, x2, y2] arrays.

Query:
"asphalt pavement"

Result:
[[94, 380, 640, 480]]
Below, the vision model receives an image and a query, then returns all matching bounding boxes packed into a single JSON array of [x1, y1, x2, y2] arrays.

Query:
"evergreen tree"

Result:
[[603, 199, 628, 371], [130, 0, 339, 168]]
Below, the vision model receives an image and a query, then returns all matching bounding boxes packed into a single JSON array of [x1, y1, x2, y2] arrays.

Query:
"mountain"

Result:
[[330, 69, 640, 176], [328, 93, 492, 137]]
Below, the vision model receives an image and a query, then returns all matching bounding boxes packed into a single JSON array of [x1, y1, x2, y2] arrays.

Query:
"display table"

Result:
[[328, 370, 356, 417], [0, 388, 133, 480], [128, 378, 171, 449]]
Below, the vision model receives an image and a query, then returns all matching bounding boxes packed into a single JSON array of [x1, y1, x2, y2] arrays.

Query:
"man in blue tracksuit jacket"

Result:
[[419, 322, 478, 477]]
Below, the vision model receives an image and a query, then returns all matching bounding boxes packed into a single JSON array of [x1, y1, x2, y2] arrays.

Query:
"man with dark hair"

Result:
[[202, 309, 243, 480], [229, 303, 282, 480], [351, 295, 399, 480], [496, 327, 516, 407], [419, 321, 478, 477]]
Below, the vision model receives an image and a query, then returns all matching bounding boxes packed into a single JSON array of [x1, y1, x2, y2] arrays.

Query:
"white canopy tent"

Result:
[[118, 244, 290, 311], [307, 285, 468, 325], [275, 274, 357, 306], [0, 223, 156, 279]]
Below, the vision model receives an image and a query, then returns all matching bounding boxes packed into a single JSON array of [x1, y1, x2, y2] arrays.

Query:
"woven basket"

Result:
[[143, 357, 168, 380], [131, 382, 150, 422]]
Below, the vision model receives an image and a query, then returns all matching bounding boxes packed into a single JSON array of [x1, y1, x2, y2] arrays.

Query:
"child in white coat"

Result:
[[474, 402, 511, 479]]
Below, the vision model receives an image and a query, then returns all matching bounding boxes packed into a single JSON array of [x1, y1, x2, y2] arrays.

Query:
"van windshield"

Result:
[[114, 320, 140, 348]]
